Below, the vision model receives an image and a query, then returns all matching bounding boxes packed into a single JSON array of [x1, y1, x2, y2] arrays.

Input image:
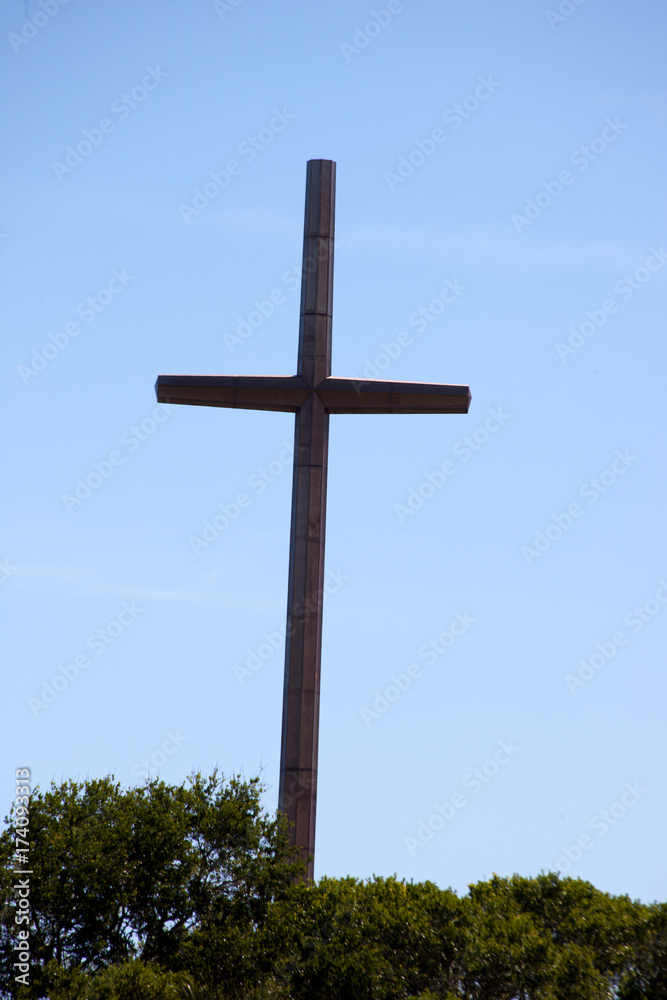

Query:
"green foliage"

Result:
[[44, 958, 190, 1000], [2, 774, 665, 999], [260, 872, 665, 1000], [460, 872, 641, 999], [0, 772, 303, 999], [618, 902, 667, 999], [265, 875, 463, 999]]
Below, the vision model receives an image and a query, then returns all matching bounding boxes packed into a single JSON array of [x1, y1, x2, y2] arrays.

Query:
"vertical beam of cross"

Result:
[[155, 159, 470, 882], [278, 161, 335, 867]]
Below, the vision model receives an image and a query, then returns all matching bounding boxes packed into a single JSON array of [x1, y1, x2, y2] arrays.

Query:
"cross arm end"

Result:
[[155, 374, 310, 412], [316, 377, 471, 414]]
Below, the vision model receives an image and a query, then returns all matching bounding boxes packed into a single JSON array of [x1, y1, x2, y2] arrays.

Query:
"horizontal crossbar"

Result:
[[155, 374, 471, 415]]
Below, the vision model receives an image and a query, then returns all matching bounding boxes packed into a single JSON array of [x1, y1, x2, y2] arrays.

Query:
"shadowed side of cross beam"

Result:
[[156, 375, 309, 411]]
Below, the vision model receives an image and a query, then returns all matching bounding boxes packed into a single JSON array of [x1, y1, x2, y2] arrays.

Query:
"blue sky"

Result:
[[2, 0, 666, 902]]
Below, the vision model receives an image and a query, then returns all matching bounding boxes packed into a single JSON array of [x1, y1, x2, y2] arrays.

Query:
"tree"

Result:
[[260, 873, 663, 1000], [263, 875, 463, 999], [0, 771, 303, 999], [2, 779, 665, 999], [618, 901, 667, 999]]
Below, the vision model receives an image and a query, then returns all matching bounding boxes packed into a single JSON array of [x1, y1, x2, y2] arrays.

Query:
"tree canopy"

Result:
[[0, 771, 303, 998], [1, 774, 665, 999]]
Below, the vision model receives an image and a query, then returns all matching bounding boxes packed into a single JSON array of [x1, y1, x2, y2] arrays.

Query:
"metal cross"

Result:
[[156, 159, 471, 879]]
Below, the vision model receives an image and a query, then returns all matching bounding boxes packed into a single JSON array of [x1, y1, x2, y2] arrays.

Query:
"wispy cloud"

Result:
[[11, 561, 228, 605]]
